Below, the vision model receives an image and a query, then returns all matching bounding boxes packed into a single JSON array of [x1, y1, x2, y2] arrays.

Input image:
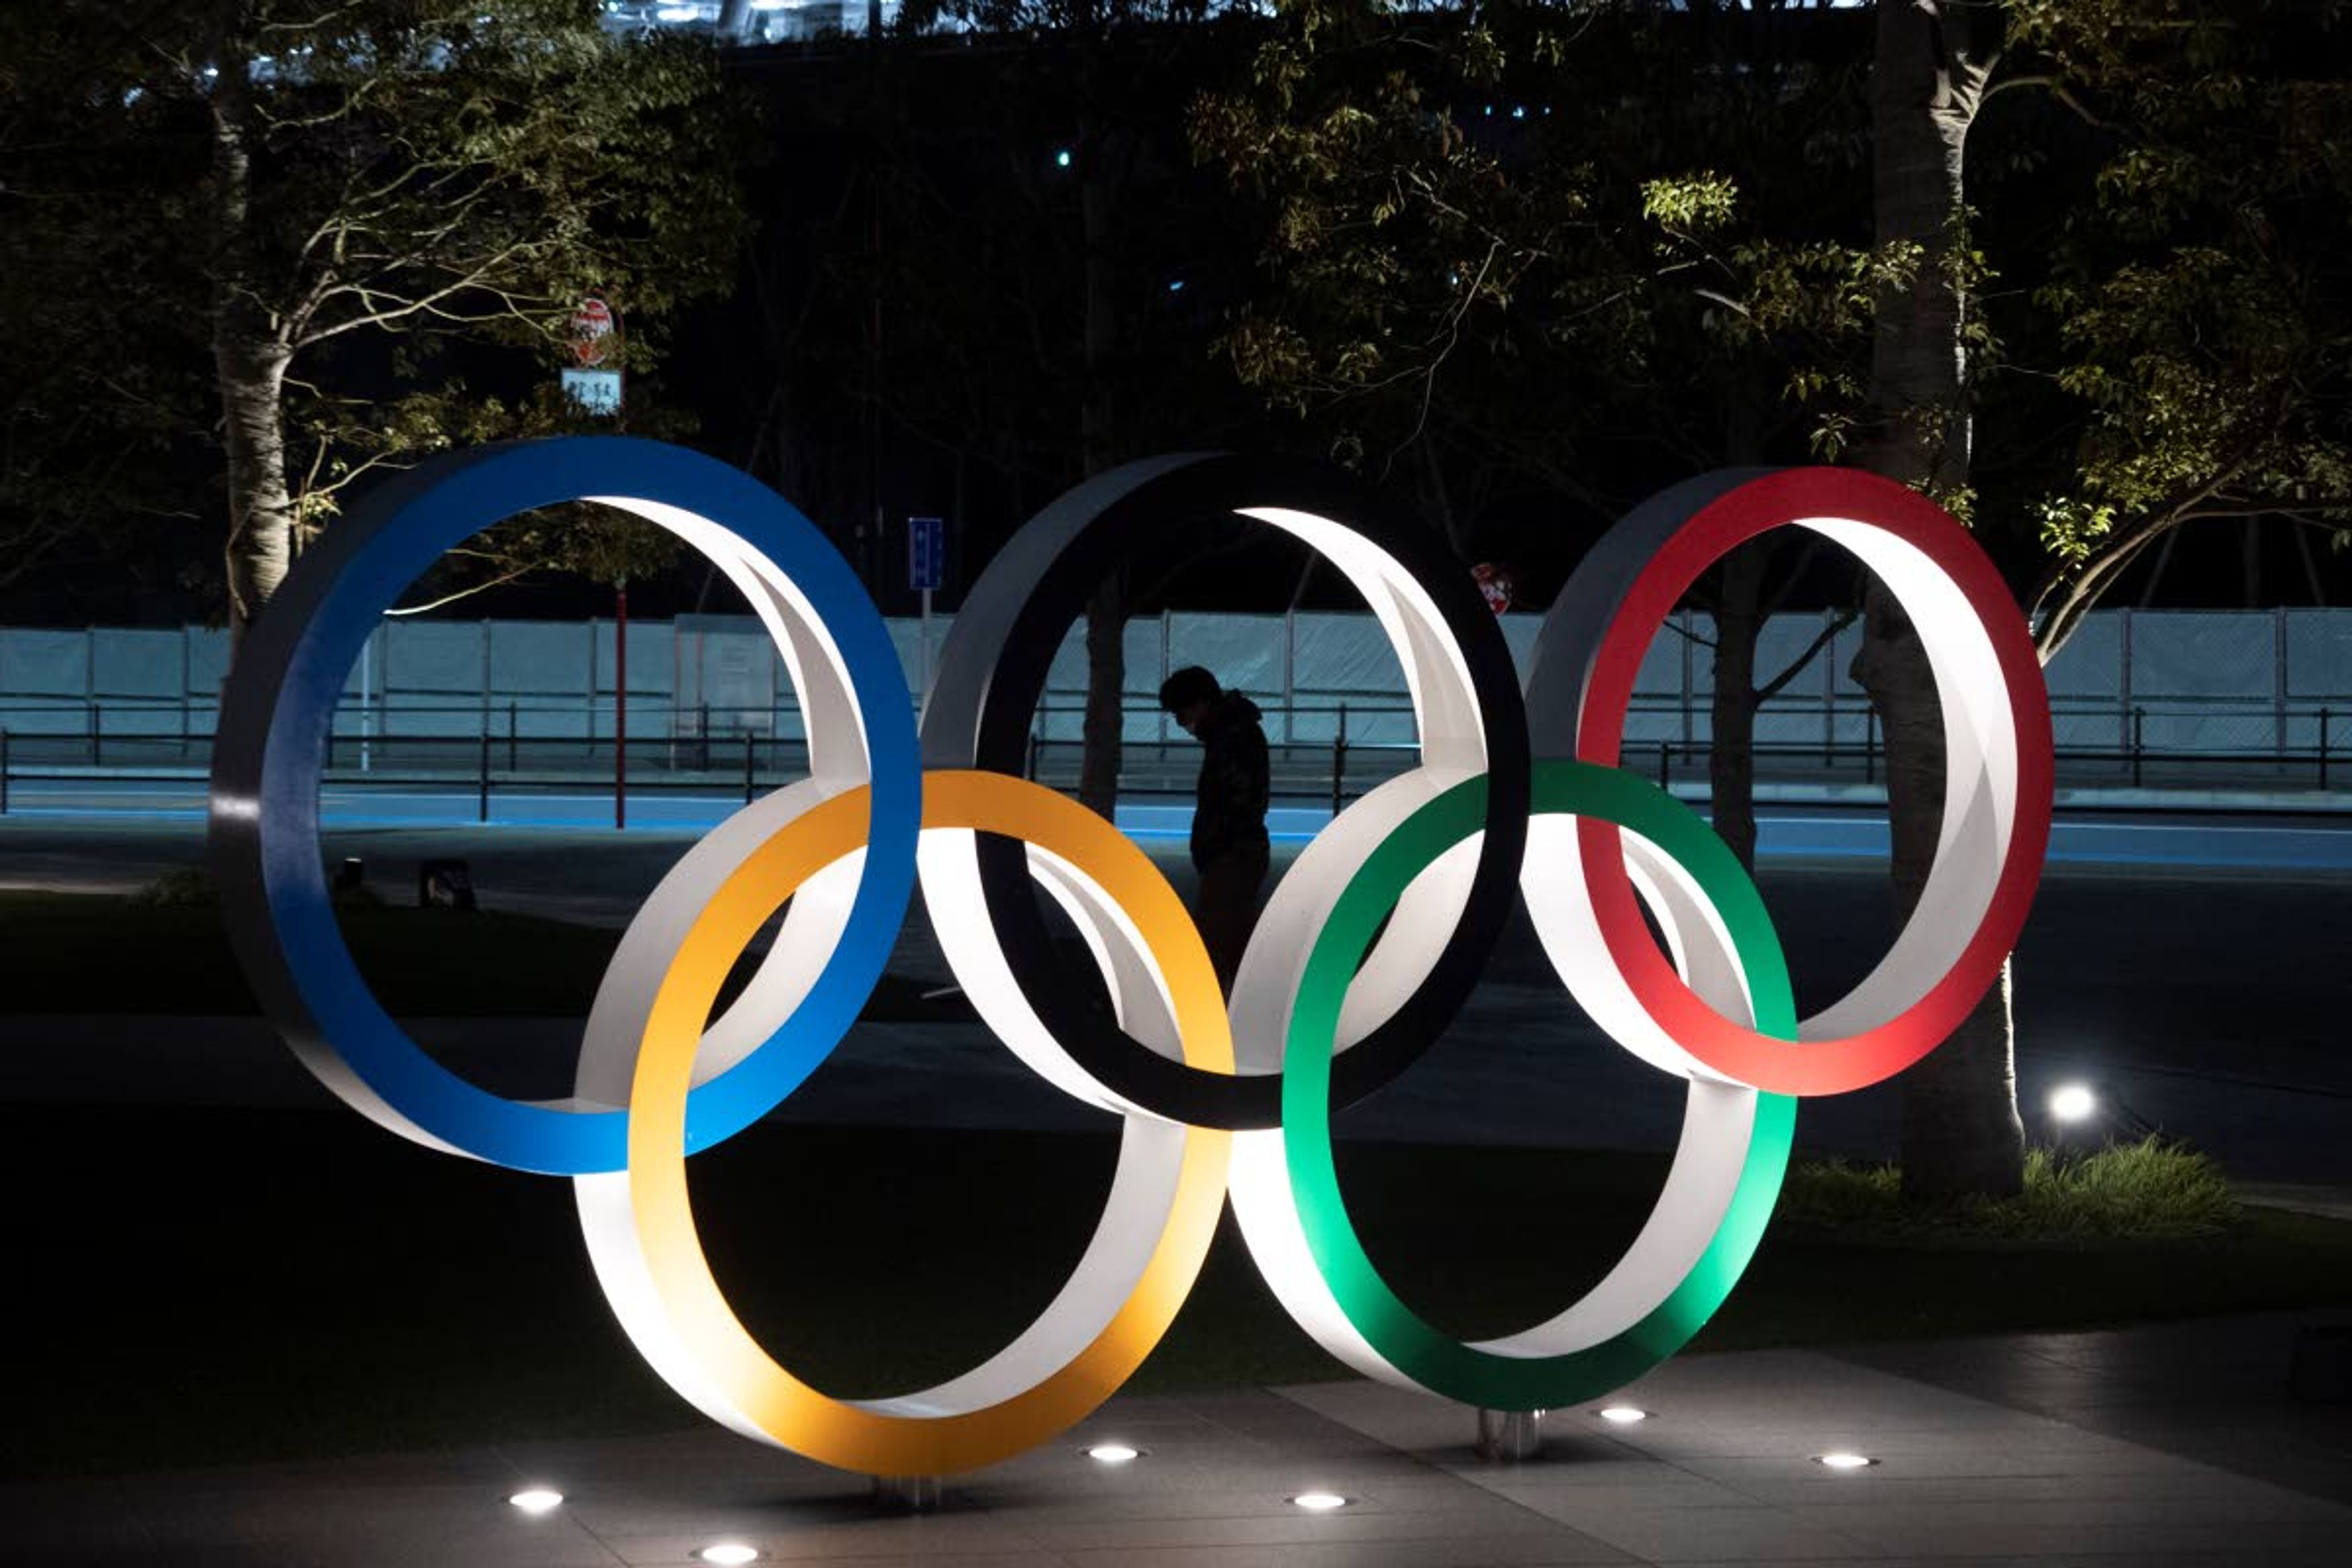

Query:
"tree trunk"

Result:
[[1079, 575, 1125, 816], [1707, 399, 1770, 873], [1861, 1, 2022, 1200], [1709, 544, 1767, 875], [1075, 69, 1124, 821], [217, 336, 296, 644], [209, 25, 297, 649]]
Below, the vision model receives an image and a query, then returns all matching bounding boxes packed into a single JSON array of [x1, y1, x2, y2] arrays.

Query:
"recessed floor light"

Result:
[[1291, 1491, 1348, 1511], [1597, 1405, 1648, 1425], [1815, 1452, 1876, 1470], [697, 1545, 760, 1566], [506, 1488, 563, 1514], [1086, 1442, 1141, 1464]]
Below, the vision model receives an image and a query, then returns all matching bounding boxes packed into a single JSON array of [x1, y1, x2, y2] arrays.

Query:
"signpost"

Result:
[[908, 515, 944, 698], [570, 297, 614, 363], [562, 296, 623, 416], [561, 368, 622, 415]]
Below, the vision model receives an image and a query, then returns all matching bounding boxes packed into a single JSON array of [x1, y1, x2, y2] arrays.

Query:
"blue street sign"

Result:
[[908, 515, 945, 592]]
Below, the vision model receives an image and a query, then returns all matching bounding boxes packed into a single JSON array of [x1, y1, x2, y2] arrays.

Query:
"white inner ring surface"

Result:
[[570, 497, 879, 1111]]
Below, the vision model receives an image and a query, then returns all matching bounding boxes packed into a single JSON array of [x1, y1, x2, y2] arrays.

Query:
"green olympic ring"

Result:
[[1275, 760, 1796, 1409]]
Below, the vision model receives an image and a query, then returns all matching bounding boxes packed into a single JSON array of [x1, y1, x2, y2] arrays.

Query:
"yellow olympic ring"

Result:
[[581, 771, 1231, 1476]]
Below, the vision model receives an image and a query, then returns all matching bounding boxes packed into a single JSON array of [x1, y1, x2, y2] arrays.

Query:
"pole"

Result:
[[2321, 707, 2332, 791], [1822, 605, 1837, 766], [1331, 702, 1349, 815], [2275, 606, 2290, 761], [920, 586, 934, 704], [1, 729, 10, 815], [744, 732, 756, 805], [614, 581, 629, 832], [2131, 705, 2145, 788], [477, 731, 491, 824], [179, 628, 193, 761], [360, 625, 374, 773]]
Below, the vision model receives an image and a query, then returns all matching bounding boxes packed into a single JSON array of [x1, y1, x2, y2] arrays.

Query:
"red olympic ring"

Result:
[[1567, 468, 2054, 1096]]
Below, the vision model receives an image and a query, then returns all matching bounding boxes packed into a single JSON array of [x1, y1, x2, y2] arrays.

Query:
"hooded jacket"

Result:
[[1189, 690, 1270, 870]]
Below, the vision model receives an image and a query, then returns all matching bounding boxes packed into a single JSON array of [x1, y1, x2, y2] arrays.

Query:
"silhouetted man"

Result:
[[1159, 665, 1268, 993]]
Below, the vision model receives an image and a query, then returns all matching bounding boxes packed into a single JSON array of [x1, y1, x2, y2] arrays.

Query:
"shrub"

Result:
[[1778, 1137, 2238, 1242], [127, 867, 217, 908]]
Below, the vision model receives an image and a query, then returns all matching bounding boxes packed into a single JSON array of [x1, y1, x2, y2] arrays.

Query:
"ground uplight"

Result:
[[2049, 1082, 2098, 1123], [1291, 1491, 1349, 1511], [1598, 1406, 1648, 1425], [696, 1545, 760, 1565], [506, 1488, 563, 1515], [1087, 1443, 1141, 1464], [1814, 1452, 1876, 1470]]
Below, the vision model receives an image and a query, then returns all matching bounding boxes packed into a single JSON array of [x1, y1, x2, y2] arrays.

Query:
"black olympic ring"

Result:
[[920, 452, 1532, 1130]]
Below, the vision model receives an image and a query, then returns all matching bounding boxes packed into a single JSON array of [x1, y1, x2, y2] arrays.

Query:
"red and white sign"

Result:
[[569, 296, 615, 367], [1472, 562, 1513, 616]]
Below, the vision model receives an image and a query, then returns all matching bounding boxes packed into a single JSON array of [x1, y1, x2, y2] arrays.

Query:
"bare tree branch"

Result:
[[1756, 608, 1855, 703]]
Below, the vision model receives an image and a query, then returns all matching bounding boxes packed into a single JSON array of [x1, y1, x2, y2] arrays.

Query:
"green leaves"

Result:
[[1, 0, 750, 617], [1189, 0, 1890, 543], [2001, 0, 2352, 648], [1639, 173, 1739, 236]]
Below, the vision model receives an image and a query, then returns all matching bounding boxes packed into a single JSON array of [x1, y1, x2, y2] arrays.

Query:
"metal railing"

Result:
[[7, 696, 2352, 820]]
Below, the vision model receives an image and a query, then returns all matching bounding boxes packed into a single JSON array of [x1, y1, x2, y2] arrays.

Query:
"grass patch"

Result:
[[0, 890, 969, 1022], [1779, 1139, 2241, 1242], [6, 1107, 2348, 1479]]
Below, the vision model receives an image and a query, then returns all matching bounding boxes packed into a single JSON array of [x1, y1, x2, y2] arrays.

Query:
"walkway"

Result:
[[7, 1315, 2346, 1566]]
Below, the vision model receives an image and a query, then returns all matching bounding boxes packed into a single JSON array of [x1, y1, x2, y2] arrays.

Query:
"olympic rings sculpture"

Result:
[[211, 439, 2052, 1478]]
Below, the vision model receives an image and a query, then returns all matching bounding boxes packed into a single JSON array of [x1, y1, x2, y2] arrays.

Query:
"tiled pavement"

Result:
[[8, 1315, 2347, 1567]]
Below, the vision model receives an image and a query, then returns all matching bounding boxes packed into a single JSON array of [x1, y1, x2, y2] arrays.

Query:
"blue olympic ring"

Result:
[[209, 438, 920, 1174]]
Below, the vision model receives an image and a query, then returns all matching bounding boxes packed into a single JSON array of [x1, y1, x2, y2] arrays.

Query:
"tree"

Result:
[[1849, 0, 2026, 1199], [1853, 0, 2352, 1196], [2008, 0, 2352, 656], [754, 4, 1255, 816], [1193, 0, 1896, 874], [924, 1, 1252, 816], [0, 12, 217, 606], [0, 1, 747, 642], [1183, 2, 2018, 1203]]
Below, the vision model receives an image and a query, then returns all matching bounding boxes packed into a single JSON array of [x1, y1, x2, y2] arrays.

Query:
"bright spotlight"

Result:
[[1290, 1491, 1349, 1511], [1597, 1406, 1648, 1425], [506, 1488, 563, 1514], [1815, 1452, 1875, 1470], [2048, 1083, 2098, 1124], [696, 1546, 760, 1566], [1086, 1442, 1140, 1464]]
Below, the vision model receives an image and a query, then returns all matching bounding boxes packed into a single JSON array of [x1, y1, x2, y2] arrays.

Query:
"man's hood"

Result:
[[1204, 690, 1261, 733]]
